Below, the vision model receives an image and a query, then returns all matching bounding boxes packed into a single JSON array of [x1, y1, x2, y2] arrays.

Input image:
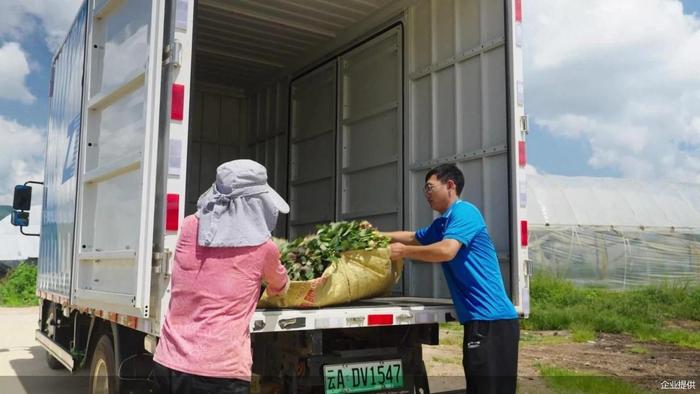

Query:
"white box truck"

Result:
[[15, 0, 530, 392]]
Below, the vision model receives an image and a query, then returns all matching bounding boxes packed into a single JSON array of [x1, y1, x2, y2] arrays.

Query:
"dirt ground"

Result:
[[423, 327, 700, 393]]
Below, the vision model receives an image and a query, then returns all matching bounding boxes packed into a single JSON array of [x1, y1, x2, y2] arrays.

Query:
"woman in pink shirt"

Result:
[[153, 160, 290, 394]]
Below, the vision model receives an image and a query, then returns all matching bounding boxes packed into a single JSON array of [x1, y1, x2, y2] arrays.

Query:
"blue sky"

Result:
[[684, 0, 700, 14], [523, 0, 700, 180], [526, 0, 700, 178], [3, 27, 51, 128], [0, 0, 84, 204], [0, 0, 699, 206]]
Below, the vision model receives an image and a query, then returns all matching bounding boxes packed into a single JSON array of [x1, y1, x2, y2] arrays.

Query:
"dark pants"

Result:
[[463, 319, 520, 394], [153, 362, 251, 394]]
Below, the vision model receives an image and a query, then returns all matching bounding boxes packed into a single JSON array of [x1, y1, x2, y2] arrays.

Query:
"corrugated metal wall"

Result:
[[288, 63, 336, 239], [405, 0, 511, 298], [186, 80, 289, 236], [38, 3, 87, 298], [337, 27, 402, 232], [185, 87, 248, 215], [243, 81, 290, 237]]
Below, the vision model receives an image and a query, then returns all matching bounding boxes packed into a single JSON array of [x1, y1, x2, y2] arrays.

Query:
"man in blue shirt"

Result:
[[384, 164, 519, 394]]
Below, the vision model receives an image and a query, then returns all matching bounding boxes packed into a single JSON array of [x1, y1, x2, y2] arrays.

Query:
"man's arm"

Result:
[[389, 239, 461, 263], [383, 231, 420, 245]]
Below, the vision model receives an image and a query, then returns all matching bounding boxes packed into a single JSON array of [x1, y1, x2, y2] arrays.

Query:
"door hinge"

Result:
[[153, 249, 173, 275], [163, 40, 181, 68]]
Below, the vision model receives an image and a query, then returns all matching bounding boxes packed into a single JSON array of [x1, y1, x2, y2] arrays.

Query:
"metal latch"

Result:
[[252, 320, 266, 331], [525, 259, 533, 277], [163, 40, 182, 68], [396, 313, 414, 324], [520, 115, 529, 134], [278, 317, 306, 330], [346, 317, 365, 326]]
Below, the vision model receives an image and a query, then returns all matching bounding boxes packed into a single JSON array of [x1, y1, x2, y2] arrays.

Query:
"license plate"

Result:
[[324, 359, 403, 394]]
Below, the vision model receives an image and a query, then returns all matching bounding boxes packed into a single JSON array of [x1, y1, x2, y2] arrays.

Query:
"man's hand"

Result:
[[383, 231, 420, 245], [389, 239, 462, 263], [389, 242, 406, 260]]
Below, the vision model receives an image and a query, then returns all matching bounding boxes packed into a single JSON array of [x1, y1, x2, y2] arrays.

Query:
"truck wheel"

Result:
[[89, 335, 118, 394], [46, 351, 64, 370]]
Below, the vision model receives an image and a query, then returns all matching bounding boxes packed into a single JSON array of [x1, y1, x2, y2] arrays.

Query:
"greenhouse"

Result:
[[527, 174, 700, 288]]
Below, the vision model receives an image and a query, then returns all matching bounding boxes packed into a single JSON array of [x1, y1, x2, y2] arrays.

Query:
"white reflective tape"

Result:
[[517, 81, 524, 107], [315, 317, 344, 329], [519, 179, 527, 208], [416, 313, 437, 324], [168, 138, 182, 177]]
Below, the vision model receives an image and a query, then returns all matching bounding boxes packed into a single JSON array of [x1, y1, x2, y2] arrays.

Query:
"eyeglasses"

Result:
[[423, 183, 438, 193]]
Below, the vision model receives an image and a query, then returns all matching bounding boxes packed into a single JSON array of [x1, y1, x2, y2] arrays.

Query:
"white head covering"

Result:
[[195, 159, 290, 247]]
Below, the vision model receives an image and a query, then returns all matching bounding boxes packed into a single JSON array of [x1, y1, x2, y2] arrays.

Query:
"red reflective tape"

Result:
[[515, 0, 522, 22], [521, 220, 528, 247], [166, 193, 180, 231], [171, 84, 185, 121], [518, 141, 527, 167], [368, 314, 394, 326]]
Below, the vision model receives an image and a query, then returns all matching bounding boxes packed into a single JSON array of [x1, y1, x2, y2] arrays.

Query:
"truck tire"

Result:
[[89, 335, 119, 394], [46, 351, 64, 370]]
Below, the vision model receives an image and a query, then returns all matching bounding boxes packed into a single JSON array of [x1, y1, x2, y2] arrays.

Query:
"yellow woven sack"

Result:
[[258, 248, 403, 309]]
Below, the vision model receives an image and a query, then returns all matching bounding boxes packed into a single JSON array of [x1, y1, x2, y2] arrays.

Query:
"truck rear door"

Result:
[[72, 0, 170, 318]]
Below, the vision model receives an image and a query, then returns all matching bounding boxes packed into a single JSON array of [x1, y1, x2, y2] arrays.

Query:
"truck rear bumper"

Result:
[[250, 297, 456, 333]]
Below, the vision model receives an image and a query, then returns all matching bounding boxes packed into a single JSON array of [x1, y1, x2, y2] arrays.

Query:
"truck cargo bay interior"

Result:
[[185, 0, 515, 299]]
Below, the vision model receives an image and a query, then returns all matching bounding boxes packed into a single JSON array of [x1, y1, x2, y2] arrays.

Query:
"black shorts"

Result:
[[153, 362, 251, 394], [463, 319, 520, 394]]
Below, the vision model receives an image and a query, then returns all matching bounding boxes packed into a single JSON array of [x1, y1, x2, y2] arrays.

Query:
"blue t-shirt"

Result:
[[415, 200, 517, 322]]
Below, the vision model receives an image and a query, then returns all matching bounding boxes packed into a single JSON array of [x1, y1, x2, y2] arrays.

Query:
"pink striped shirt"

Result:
[[154, 215, 288, 380]]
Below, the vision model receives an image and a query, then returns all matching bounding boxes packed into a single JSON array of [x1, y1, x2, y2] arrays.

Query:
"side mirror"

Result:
[[13, 185, 32, 211], [11, 211, 30, 227]]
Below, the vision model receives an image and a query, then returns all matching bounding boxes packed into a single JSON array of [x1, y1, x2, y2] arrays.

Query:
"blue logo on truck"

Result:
[[62, 114, 80, 184]]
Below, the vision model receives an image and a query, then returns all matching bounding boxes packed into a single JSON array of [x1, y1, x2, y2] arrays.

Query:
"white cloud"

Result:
[[0, 42, 35, 104], [525, 164, 541, 176], [0, 116, 45, 205], [524, 0, 700, 182], [0, 0, 83, 52]]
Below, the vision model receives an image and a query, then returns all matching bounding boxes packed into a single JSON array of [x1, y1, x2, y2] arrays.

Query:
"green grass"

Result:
[[0, 263, 38, 306], [570, 324, 596, 343], [520, 331, 572, 346], [431, 355, 461, 364], [627, 345, 648, 355], [522, 274, 700, 349], [537, 365, 647, 394], [635, 328, 700, 350], [439, 322, 462, 331], [438, 324, 463, 346]]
